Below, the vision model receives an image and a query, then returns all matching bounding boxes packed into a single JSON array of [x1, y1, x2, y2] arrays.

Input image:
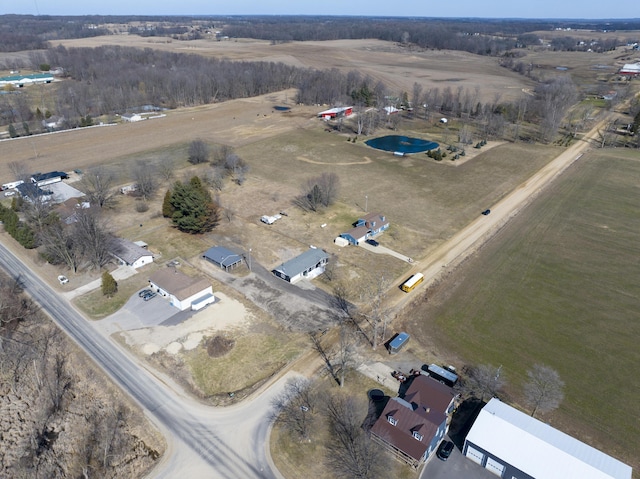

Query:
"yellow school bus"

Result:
[[401, 273, 424, 293]]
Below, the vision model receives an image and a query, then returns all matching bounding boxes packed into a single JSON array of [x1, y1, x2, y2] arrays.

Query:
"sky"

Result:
[[1, 0, 638, 20]]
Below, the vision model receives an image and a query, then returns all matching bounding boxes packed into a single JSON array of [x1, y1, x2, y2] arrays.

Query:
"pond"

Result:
[[365, 135, 438, 154], [273, 105, 291, 111]]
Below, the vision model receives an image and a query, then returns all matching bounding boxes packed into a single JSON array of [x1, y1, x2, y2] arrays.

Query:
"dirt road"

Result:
[[387, 115, 611, 314]]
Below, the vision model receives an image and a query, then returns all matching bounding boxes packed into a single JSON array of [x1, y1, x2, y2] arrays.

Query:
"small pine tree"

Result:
[[102, 271, 118, 297], [8, 123, 17, 138], [162, 190, 173, 217]]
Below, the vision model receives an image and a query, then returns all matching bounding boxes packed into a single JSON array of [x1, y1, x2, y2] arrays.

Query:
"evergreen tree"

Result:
[[162, 189, 173, 217], [8, 123, 17, 138], [101, 271, 118, 296], [168, 176, 220, 234]]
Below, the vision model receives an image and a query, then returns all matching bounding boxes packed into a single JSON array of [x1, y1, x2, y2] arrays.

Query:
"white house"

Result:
[[111, 238, 154, 269], [464, 398, 632, 479], [148, 269, 214, 311], [272, 248, 329, 283], [121, 113, 143, 122]]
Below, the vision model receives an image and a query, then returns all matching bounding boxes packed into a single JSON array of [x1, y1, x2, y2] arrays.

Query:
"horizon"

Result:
[[1, 0, 639, 21]]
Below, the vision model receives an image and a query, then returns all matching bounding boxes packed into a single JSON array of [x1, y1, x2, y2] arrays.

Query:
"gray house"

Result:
[[340, 212, 389, 245], [272, 248, 329, 283]]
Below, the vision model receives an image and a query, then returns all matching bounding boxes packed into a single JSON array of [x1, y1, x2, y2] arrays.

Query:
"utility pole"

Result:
[[365, 195, 368, 213]]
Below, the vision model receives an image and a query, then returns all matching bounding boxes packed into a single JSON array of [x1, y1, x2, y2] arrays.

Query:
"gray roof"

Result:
[[203, 246, 243, 268], [111, 238, 152, 265], [273, 248, 329, 278]]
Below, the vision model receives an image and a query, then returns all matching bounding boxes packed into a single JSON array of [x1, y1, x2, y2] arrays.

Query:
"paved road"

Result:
[[0, 240, 291, 479]]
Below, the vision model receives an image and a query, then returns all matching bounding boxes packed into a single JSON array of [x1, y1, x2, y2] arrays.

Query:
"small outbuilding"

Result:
[[148, 268, 214, 311], [464, 398, 632, 479], [203, 246, 244, 271], [388, 332, 410, 354], [272, 248, 329, 283]]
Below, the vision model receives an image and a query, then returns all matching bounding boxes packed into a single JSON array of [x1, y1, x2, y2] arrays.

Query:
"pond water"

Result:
[[274, 105, 291, 111], [365, 135, 438, 154]]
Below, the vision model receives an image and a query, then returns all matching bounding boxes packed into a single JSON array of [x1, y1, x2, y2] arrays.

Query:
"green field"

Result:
[[408, 149, 640, 470]]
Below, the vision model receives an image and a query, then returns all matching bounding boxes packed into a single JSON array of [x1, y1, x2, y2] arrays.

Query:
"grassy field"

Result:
[[401, 148, 640, 471]]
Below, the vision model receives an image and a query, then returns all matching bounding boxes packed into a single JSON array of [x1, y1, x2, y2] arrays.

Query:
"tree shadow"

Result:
[[448, 397, 486, 449]]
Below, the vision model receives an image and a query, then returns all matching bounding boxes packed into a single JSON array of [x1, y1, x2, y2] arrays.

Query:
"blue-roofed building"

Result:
[[464, 398, 632, 479], [0, 73, 54, 88], [272, 248, 329, 283], [202, 246, 244, 271]]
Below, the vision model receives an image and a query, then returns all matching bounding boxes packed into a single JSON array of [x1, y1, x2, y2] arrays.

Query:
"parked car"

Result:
[[57, 275, 69, 285], [481, 209, 491, 216], [437, 440, 454, 461], [138, 289, 152, 298], [366, 239, 379, 247], [143, 291, 157, 301], [4, 191, 16, 197]]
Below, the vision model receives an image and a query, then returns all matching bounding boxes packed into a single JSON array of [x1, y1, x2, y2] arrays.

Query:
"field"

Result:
[[401, 148, 640, 471], [2, 33, 637, 474]]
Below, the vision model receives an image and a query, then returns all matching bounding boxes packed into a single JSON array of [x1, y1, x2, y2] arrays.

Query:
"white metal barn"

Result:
[[464, 398, 632, 479], [148, 269, 214, 311]]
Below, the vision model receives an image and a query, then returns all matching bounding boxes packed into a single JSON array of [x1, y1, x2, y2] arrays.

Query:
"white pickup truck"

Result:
[[260, 214, 282, 225]]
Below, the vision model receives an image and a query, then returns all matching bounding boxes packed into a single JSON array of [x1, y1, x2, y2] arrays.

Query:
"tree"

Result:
[[168, 176, 220, 234], [131, 160, 157, 200], [460, 364, 506, 401], [360, 275, 391, 349], [101, 271, 117, 297], [39, 219, 81, 273], [523, 364, 564, 417], [81, 167, 117, 208], [188, 139, 210, 164], [271, 377, 316, 439], [8, 123, 17, 138], [294, 173, 340, 212], [74, 209, 115, 269], [162, 190, 173, 217], [325, 392, 385, 479]]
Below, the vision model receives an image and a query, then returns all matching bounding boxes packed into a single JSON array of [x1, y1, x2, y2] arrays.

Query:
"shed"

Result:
[[388, 332, 410, 354], [464, 398, 632, 479], [203, 246, 244, 271], [272, 248, 329, 283]]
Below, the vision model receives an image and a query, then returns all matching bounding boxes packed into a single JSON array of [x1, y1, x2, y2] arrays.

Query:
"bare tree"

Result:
[[271, 377, 316, 439], [361, 275, 391, 349], [131, 160, 158, 200], [73, 209, 115, 270], [39, 220, 81, 273], [523, 364, 564, 418], [81, 167, 117, 208], [188, 139, 210, 164], [310, 331, 340, 385], [8, 160, 30, 182], [157, 156, 176, 181], [335, 322, 357, 388], [325, 392, 385, 479], [460, 364, 506, 401], [212, 144, 234, 165], [294, 173, 341, 212]]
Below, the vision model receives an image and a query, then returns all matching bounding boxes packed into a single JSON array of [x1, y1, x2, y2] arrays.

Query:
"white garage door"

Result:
[[465, 445, 484, 465], [486, 457, 506, 477]]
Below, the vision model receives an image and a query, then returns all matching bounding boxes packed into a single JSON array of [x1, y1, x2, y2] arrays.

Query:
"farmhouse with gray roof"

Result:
[[272, 248, 329, 283]]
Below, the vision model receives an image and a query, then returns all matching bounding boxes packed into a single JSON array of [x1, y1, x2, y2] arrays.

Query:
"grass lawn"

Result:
[[403, 148, 640, 471], [270, 369, 415, 479], [185, 332, 307, 400]]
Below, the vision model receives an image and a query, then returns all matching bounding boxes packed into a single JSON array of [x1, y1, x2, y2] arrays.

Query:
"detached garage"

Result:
[[464, 398, 632, 479]]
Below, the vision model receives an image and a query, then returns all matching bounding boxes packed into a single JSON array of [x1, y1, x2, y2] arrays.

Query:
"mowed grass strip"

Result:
[[414, 149, 640, 469]]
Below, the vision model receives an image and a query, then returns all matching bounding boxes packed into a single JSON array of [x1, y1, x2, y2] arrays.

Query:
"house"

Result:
[[15, 182, 53, 202], [272, 248, 329, 283], [202, 246, 244, 271], [31, 171, 68, 187], [384, 106, 400, 115], [121, 113, 143, 122], [111, 238, 154, 269], [371, 374, 457, 467], [464, 398, 632, 479], [148, 268, 214, 311], [340, 212, 390, 245], [42, 115, 65, 130], [317, 106, 353, 119]]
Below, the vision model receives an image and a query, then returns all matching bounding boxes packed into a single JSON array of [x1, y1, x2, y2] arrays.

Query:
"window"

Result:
[[387, 415, 397, 426], [412, 431, 423, 441]]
